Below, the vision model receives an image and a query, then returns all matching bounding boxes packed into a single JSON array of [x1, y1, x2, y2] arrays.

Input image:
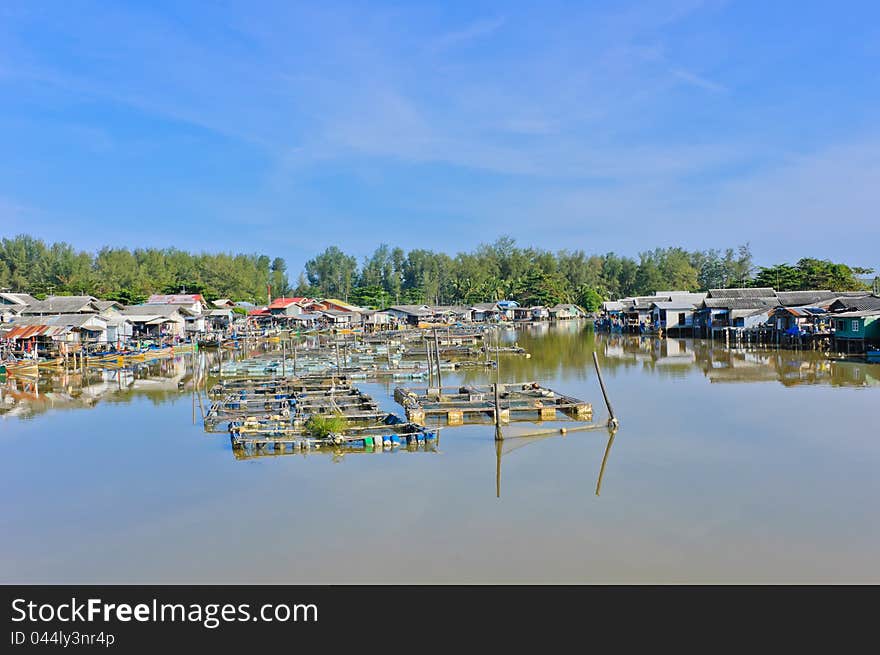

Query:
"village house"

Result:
[[832, 309, 880, 353], [142, 294, 209, 333], [771, 305, 830, 339], [268, 297, 310, 317], [359, 309, 394, 331], [3, 313, 112, 353], [319, 298, 363, 313], [623, 296, 668, 331], [691, 290, 778, 337], [549, 304, 586, 320], [496, 300, 520, 320], [206, 308, 233, 331], [0, 292, 38, 322], [650, 300, 700, 335], [384, 305, 434, 326], [319, 309, 362, 328], [147, 294, 207, 315], [433, 306, 474, 323], [120, 304, 189, 338], [471, 302, 504, 322]]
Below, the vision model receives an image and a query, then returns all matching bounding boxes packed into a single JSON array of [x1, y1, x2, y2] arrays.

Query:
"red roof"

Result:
[[268, 297, 308, 309], [248, 308, 271, 316]]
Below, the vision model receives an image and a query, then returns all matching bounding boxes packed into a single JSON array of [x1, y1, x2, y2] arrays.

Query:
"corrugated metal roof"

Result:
[[775, 290, 837, 306], [708, 287, 775, 299], [21, 296, 99, 315], [833, 309, 880, 318], [830, 295, 880, 312]]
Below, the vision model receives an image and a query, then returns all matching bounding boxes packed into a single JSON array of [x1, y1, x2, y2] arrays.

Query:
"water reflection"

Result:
[[466, 322, 880, 388], [4, 322, 880, 583]]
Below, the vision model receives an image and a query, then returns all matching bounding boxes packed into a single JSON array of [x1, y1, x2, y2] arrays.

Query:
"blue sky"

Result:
[[1, 0, 878, 271]]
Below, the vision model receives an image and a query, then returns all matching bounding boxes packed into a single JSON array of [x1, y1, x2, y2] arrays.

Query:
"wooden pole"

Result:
[[281, 339, 286, 378], [433, 328, 443, 389], [494, 327, 503, 440], [592, 351, 618, 428], [293, 342, 297, 377], [425, 335, 434, 389]]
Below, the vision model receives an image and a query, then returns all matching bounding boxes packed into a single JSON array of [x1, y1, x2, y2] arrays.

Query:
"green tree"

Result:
[[305, 247, 358, 300]]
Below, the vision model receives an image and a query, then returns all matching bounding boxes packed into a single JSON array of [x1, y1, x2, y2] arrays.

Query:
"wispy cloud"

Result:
[[428, 17, 506, 52], [670, 67, 728, 93]]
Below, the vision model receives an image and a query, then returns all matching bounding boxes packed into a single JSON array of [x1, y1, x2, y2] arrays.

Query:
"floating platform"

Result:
[[394, 382, 593, 425]]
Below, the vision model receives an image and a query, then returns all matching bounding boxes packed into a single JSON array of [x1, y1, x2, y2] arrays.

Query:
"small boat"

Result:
[[867, 349, 880, 363]]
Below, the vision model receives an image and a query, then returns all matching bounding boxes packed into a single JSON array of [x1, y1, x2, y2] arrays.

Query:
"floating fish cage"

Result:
[[228, 416, 440, 451], [394, 382, 593, 425]]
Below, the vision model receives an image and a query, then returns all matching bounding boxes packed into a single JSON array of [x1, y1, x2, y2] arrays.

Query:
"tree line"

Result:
[[0, 234, 874, 311]]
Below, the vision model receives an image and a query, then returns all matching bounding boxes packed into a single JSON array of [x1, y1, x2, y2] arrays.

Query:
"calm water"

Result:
[[2, 322, 878, 583]]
